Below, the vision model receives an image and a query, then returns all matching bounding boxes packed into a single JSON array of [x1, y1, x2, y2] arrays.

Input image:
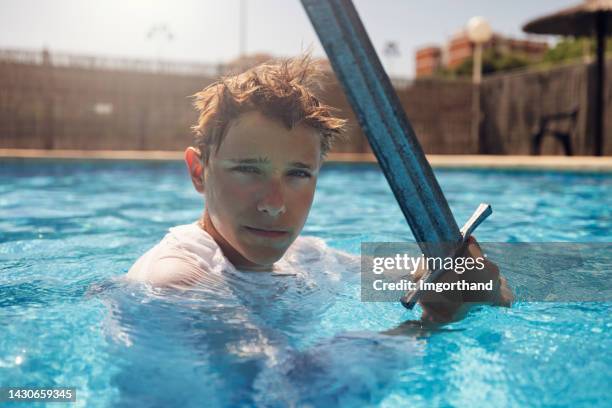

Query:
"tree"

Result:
[[542, 37, 612, 65], [453, 48, 530, 77]]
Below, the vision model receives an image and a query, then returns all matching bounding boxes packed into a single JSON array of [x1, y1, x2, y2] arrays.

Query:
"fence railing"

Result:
[[0, 47, 416, 84], [0, 48, 225, 77]]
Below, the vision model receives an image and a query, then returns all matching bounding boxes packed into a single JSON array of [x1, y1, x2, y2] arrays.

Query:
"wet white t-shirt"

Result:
[[127, 222, 356, 289]]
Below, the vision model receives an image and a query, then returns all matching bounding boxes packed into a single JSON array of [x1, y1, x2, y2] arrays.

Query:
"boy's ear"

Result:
[[184, 147, 205, 193]]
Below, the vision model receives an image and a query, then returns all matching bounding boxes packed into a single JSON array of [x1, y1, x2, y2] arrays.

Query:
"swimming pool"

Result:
[[1, 160, 610, 407]]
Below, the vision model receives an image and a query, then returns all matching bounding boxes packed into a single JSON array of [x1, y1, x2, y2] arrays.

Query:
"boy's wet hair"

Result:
[[191, 54, 346, 164]]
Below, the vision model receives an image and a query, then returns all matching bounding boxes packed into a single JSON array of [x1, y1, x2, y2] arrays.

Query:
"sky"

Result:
[[0, 0, 579, 78]]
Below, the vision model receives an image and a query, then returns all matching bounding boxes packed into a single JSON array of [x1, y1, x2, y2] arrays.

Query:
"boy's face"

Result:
[[187, 111, 322, 270]]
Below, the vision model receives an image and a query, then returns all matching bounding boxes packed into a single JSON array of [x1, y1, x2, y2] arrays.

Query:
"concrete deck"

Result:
[[1, 149, 611, 172]]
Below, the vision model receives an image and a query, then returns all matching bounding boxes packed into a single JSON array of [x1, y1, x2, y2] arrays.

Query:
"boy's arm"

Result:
[[126, 255, 206, 289]]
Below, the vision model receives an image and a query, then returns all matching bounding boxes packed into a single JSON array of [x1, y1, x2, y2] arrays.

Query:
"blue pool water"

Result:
[[0, 160, 610, 407]]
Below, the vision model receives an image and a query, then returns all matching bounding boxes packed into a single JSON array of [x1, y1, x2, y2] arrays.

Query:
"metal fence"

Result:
[[1, 48, 609, 155], [0, 48, 225, 77]]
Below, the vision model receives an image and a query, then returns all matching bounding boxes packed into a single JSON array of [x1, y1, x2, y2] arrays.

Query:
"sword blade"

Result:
[[301, 0, 462, 257]]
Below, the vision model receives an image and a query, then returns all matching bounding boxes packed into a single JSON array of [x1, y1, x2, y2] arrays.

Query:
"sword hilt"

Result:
[[400, 203, 492, 309]]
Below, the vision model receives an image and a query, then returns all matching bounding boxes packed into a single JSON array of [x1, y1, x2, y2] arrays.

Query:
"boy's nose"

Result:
[[257, 180, 286, 217]]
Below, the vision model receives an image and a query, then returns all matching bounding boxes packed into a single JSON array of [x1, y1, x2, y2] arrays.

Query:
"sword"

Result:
[[301, 0, 491, 309]]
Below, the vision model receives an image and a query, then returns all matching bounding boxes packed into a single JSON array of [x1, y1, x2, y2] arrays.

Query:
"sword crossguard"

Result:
[[400, 203, 492, 309]]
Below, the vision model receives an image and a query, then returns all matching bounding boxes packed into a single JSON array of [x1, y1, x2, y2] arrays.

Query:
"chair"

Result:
[[531, 108, 578, 156]]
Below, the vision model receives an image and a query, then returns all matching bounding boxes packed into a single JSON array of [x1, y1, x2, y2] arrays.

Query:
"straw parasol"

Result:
[[523, 0, 612, 156]]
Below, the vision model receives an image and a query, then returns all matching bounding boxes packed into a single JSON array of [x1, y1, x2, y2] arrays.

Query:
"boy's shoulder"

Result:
[[125, 223, 232, 288]]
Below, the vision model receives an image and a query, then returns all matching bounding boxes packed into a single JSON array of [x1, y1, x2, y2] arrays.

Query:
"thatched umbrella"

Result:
[[523, 0, 612, 156]]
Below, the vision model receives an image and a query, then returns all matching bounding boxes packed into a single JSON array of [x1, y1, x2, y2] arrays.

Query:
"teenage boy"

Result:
[[127, 56, 512, 323]]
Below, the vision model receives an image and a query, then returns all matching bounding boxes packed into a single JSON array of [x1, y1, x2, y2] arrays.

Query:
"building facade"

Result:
[[415, 46, 443, 78], [416, 31, 548, 77]]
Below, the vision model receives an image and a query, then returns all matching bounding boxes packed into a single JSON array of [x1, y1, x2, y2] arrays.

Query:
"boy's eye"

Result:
[[232, 165, 261, 174], [287, 169, 312, 179]]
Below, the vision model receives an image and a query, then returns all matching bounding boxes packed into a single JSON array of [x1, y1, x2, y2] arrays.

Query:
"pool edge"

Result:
[[1, 149, 611, 172]]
